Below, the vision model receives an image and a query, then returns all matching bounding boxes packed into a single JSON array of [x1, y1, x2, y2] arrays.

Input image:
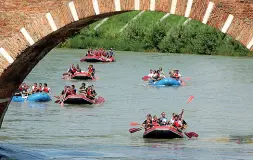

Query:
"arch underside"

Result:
[[0, 0, 252, 128]]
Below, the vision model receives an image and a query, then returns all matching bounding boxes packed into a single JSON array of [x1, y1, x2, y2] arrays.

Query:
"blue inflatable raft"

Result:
[[149, 78, 181, 86], [12, 92, 51, 102]]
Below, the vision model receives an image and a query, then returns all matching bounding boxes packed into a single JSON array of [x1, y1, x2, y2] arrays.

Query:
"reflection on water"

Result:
[[230, 135, 253, 144], [1, 49, 253, 159]]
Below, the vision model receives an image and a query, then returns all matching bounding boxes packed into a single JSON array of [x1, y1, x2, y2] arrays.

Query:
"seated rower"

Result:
[[142, 114, 153, 130], [38, 83, 43, 92], [170, 113, 176, 124], [179, 114, 187, 130], [172, 115, 182, 129], [86, 49, 92, 56], [87, 65, 95, 78], [42, 83, 51, 93], [159, 67, 166, 79], [156, 70, 163, 81], [151, 70, 159, 82], [148, 69, 154, 77], [76, 64, 81, 72], [108, 48, 114, 58], [86, 86, 96, 100], [71, 85, 76, 95], [94, 49, 98, 56], [79, 83, 87, 94], [67, 64, 76, 77], [170, 69, 181, 79], [152, 115, 160, 126], [102, 49, 107, 57], [159, 112, 169, 126], [32, 83, 39, 94]]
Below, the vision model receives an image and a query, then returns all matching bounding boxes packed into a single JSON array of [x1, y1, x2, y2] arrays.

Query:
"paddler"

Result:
[[79, 83, 87, 94], [159, 67, 166, 79], [42, 83, 51, 93], [142, 114, 153, 130], [76, 64, 81, 72], [159, 112, 169, 126]]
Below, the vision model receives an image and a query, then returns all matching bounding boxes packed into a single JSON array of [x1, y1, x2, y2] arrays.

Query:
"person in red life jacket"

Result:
[[86, 86, 96, 100], [93, 49, 99, 56], [173, 115, 182, 128], [87, 65, 94, 78], [86, 49, 92, 56], [42, 83, 51, 93], [18, 83, 24, 92], [102, 49, 107, 57], [90, 65, 95, 78], [21, 83, 30, 95], [152, 115, 160, 126], [71, 64, 77, 73], [38, 83, 43, 92], [69, 85, 76, 95], [32, 83, 39, 93], [91, 85, 97, 97], [97, 49, 102, 57], [178, 113, 187, 130]]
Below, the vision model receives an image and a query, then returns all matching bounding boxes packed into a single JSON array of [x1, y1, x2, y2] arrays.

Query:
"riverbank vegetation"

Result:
[[59, 11, 252, 56]]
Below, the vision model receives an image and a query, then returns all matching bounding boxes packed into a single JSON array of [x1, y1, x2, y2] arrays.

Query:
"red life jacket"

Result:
[[18, 86, 22, 91], [70, 89, 76, 95], [102, 52, 107, 56], [72, 67, 77, 73], [43, 87, 49, 93], [87, 88, 92, 96], [67, 90, 71, 96], [152, 120, 159, 126], [98, 51, 102, 56], [88, 67, 93, 73], [173, 121, 181, 127]]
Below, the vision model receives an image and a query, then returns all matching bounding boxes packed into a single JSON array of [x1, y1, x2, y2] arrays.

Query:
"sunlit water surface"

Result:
[[0, 49, 253, 159]]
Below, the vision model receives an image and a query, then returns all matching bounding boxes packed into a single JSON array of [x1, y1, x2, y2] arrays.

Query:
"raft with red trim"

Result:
[[143, 126, 184, 139], [63, 72, 94, 80], [80, 55, 115, 62], [63, 94, 105, 104]]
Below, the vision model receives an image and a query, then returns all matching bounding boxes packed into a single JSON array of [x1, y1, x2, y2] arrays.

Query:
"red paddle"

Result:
[[129, 127, 143, 133], [142, 76, 150, 81], [182, 95, 199, 138], [130, 122, 141, 126], [184, 132, 199, 138]]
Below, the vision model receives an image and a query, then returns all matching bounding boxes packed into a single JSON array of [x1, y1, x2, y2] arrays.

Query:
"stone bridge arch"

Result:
[[0, 0, 252, 128]]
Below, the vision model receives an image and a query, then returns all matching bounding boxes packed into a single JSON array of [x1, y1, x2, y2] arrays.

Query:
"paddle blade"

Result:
[[95, 96, 105, 104], [187, 95, 194, 104], [129, 128, 142, 133], [142, 76, 150, 81], [130, 122, 141, 126], [54, 96, 60, 99], [92, 76, 98, 81], [184, 132, 199, 138], [182, 77, 191, 81], [54, 100, 60, 103]]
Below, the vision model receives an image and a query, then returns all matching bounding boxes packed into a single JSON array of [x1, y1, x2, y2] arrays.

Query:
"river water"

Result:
[[0, 49, 253, 159]]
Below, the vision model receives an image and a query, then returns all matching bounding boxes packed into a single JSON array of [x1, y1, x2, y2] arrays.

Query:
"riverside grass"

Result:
[[59, 11, 252, 57]]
